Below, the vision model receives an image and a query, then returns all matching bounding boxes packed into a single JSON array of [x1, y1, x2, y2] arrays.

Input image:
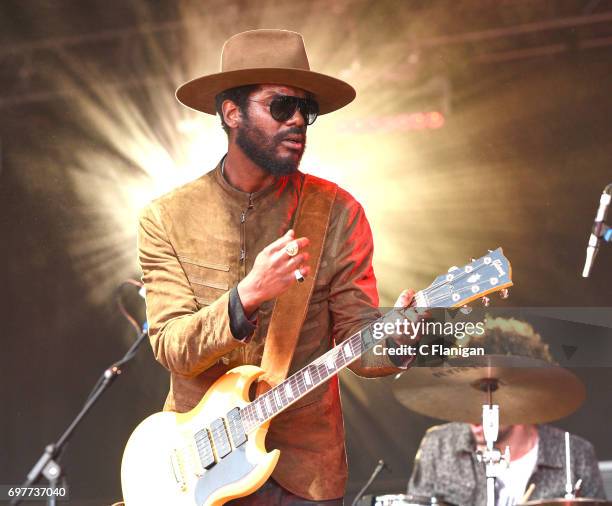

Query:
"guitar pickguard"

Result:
[[194, 446, 256, 504]]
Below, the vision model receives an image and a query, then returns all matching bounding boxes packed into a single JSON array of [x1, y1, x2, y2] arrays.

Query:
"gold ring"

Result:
[[285, 242, 299, 257]]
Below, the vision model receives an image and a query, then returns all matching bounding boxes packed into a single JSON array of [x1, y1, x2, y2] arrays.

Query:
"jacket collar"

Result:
[[455, 423, 477, 454], [455, 423, 563, 470], [213, 155, 290, 207], [536, 425, 564, 469]]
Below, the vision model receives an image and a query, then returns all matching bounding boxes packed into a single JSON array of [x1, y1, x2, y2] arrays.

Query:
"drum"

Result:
[[374, 494, 450, 505], [521, 499, 612, 505]]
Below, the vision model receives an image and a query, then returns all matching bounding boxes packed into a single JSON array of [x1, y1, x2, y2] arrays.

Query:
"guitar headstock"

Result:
[[419, 248, 513, 308]]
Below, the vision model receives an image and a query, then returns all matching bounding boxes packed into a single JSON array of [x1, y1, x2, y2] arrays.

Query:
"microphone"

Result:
[[582, 183, 612, 278]]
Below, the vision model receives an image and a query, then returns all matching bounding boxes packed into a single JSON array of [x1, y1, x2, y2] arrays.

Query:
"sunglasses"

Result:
[[249, 95, 319, 125]]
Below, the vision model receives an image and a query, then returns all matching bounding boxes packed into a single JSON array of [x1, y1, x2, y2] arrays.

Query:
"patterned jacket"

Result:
[[408, 422, 606, 505]]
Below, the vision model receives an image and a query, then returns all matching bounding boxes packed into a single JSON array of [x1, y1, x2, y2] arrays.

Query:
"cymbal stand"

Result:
[[476, 380, 510, 506], [564, 431, 575, 499]]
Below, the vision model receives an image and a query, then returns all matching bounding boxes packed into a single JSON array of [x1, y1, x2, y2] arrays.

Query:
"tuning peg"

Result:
[[460, 304, 472, 315], [499, 288, 509, 299], [481, 296, 490, 307]]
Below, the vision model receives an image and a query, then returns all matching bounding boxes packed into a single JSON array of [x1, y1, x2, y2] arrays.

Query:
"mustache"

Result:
[[273, 127, 306, 144]]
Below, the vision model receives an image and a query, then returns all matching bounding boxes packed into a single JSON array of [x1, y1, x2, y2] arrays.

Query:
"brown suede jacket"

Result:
[[137, 161, 404, 500]]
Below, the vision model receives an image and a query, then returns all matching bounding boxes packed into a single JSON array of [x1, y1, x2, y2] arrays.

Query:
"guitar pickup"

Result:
[[210, 418, 232, 459], [194, 428, 215, 469], [226, 407, 247, 448]]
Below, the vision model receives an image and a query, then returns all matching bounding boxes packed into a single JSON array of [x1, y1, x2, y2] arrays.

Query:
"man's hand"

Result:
[[238, 229, 310, 317], [393, 288, 428, 345], [394, 288, 415, 309]]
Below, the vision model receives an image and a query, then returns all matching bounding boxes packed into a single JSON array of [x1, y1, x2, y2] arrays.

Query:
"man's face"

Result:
[[470, 423, 515, 445], [235, 84, 308, 176]]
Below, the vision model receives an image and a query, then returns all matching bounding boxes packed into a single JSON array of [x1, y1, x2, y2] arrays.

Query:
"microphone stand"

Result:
[[11, 322, 149, 506], [351, 459, 388, 506]]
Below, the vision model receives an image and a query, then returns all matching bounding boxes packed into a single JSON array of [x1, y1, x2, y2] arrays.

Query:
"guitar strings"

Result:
[[241, 256, 508, 430]]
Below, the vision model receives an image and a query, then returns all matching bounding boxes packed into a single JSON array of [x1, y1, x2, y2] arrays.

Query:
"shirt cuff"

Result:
[[228, 286, 257, 341], [385, 337, 417, 369]]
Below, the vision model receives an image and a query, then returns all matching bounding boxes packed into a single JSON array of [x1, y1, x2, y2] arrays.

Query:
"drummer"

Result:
[[407, 316, 606, 505]]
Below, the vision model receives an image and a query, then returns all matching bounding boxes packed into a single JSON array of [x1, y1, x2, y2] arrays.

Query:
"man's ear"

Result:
[[222, 99, 242, 130]]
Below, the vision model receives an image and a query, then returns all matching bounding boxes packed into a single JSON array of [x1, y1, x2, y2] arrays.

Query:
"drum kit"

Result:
[[377, 355, 610, 506]]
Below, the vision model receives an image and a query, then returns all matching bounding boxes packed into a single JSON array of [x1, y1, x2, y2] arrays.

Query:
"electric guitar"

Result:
[[121, 248, 512, 505]]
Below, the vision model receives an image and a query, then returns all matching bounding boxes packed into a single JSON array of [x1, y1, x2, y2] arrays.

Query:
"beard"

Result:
[[471, 424, 515, 446], [235, 114, 306, 176]]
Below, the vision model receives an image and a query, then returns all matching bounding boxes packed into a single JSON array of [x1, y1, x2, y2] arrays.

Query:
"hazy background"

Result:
[[2, 1, 612, 503]]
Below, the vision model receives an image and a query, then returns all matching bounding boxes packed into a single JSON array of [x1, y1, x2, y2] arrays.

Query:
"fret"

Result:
[[281, 385, 289, 406], [322, 363, 330, 380], [293, 374, 304, 395], [352, 333, 364, 355], [242, 404, 255, 424], [264, 395, 273, 414], [277, 384, 288, 407], [312, 362, 323, 384], [335, 348, 345, 367], [255, 402, 264, 420], [261, 398, 269, 418], [285, 382, 294, 398], [273, 387, 283, 409], [267, 392, 276, 411], [304, 368, 312, 386], [289, 376, 298, 397], [343, 341, 353, 358], [360, 325, 375, 349]]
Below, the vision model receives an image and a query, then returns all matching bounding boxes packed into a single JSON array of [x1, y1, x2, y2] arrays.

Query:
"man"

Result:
[[407, 316, 606, 505], [138, 29, 416, 505]]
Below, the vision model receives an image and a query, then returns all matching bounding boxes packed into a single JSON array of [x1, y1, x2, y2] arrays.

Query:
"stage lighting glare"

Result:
[[427, 111, 445, 129], [25, 3, 464, 308], [337, 111, 446, 134]]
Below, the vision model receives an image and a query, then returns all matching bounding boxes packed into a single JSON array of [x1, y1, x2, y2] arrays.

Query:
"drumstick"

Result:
[[521, 483, 536, 503]]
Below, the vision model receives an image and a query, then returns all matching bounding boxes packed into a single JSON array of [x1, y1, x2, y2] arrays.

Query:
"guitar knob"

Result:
[[460, 304, 472, 315], [481, 296, 490, 307], [499, 288, 509, 299]]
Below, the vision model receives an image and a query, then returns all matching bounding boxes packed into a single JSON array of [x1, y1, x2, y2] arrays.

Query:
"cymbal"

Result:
[[521, 499, 611, 505], [393, 355, 585, 425]]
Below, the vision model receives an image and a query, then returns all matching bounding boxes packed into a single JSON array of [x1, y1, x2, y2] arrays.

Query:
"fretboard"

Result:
[[239, 302, 418, 433], [237, 248, 511, 433]]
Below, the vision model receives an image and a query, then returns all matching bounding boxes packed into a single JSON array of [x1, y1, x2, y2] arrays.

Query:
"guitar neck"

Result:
[[239, 303, 416, 434], [239, 246, 512, 433]]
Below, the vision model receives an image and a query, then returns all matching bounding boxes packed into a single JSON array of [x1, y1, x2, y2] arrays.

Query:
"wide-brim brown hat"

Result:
[[176, 29, 356, 115]]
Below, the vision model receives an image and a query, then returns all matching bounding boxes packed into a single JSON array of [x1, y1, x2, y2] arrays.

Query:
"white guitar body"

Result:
[[121, 365, 279, 506], [121, 249, 513, 505]]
